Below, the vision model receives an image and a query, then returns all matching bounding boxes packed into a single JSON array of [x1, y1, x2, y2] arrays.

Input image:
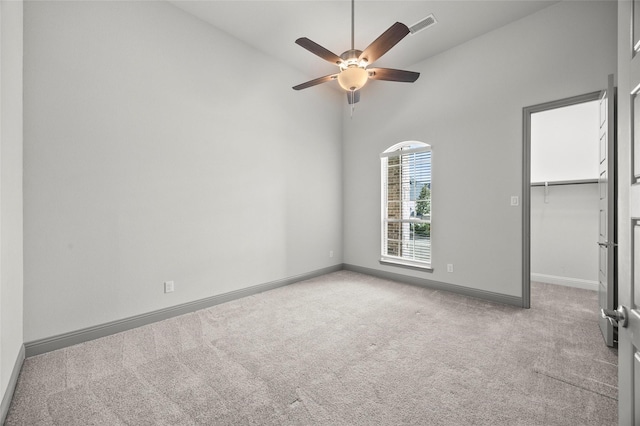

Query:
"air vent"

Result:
[[409, 14, 437, 34]]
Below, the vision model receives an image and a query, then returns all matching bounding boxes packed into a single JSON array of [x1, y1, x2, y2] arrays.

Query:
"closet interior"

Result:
[[530, 100, 600, 291]]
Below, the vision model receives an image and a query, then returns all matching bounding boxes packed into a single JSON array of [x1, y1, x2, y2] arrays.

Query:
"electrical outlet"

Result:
[[164, 281, 174, 293], [447, 264, 454, 273], [329, 250, 334, 258]]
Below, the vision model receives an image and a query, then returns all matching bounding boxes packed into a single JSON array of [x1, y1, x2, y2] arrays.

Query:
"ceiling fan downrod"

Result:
[[351, 0, 355, 50]]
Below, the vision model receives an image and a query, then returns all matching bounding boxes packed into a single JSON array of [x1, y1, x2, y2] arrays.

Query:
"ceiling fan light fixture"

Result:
[[337, 66, 369, 91]]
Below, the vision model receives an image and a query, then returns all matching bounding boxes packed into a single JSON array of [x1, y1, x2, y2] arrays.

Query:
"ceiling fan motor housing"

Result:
[[340, 49, 364, 67]]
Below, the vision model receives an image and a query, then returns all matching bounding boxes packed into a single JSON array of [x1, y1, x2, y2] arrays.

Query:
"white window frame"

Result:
[[380, 141, 432, 270]]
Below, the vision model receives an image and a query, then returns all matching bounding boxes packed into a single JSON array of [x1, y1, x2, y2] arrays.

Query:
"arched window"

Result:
[[380, 141, 432, 269]]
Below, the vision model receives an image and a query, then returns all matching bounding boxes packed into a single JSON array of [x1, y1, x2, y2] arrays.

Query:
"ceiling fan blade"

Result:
[[368, 68, 420, 83], [292, 74, 338, 91], [295, 38, 343, 65], [347, 90, 360, 105], [358, 22, 410, 65]]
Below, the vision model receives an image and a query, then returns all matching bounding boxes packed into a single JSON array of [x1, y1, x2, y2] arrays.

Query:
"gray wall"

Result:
[[0, 0, 24, 402], [23, 1, 343, 342], [342, 1, 617, 298]]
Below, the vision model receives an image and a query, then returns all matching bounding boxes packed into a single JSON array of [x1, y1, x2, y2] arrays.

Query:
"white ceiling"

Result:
[[169, 0, 559, 83]]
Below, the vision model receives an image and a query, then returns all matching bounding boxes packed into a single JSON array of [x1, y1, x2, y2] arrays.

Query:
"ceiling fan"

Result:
[[292, 0, 421, 106]]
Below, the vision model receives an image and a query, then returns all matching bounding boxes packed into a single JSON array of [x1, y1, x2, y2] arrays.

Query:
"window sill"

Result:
[[379, 258, 433, 272]]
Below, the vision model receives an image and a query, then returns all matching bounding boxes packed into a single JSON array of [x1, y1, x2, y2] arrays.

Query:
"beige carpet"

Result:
[[6, 271, 618, 425]]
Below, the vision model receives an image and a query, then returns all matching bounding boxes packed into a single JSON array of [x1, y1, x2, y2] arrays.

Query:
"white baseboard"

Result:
[[531, 273, 598, 291]]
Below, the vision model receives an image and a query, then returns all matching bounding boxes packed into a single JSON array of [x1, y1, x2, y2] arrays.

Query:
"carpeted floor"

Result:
[[6, 271, 618, 425]]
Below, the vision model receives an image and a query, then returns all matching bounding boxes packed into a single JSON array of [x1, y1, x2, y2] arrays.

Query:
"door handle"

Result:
[[597, 241, 618, 248], [601, 305, 628, 328]]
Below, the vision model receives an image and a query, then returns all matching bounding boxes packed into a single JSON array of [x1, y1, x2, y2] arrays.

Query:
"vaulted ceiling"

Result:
[[169, 0, 560, 81]]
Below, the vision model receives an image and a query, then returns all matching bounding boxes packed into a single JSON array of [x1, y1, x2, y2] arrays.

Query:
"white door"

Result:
[[598, 74, 616, 347], [614, 2, 640, 423]]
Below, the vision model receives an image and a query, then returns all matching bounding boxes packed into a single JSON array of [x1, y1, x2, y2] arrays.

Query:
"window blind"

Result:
[[381, 144, 431, 267]]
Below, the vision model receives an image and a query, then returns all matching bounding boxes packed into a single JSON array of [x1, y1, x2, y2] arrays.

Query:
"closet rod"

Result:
[[530, 178, 598, 187]]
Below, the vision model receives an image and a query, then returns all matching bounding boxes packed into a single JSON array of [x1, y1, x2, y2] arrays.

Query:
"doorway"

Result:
[[522, 91, 604, 309]]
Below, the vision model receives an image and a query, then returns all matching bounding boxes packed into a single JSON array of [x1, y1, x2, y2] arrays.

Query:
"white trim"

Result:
[[530, 273, 598, 291], [380, 145, 431, 158], [381, 156, 386, 261], [380, 256, 432, 271], [380, 141, 432, 267]]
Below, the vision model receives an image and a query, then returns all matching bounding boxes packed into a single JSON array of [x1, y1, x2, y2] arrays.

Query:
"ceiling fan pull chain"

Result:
[[350, 89, 355, 118]]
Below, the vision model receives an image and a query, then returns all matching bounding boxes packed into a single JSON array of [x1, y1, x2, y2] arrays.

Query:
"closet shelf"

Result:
[[530, 178, 598, 187]]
